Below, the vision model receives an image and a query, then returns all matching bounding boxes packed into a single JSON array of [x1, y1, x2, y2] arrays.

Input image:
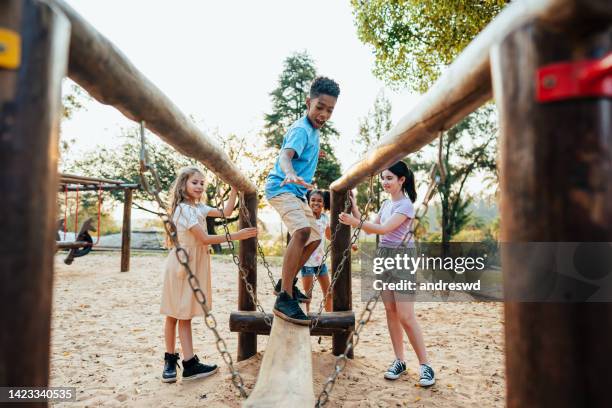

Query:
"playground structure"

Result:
[[56, 173, 138, 269], [0, 0, 610, 407]]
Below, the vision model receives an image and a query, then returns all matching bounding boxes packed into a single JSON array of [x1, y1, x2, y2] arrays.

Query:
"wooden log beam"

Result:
[[237, 193, 258, 361], [0, 0, 70, 396], [59, 173, 124, 184], [50, 0, 257, 195], [244, 316, 315, 407], [120, 188, 132, 272], [331, 0, 611, 192], [492, 9, 612, 408], [58, 184, 139, 192], [229, 311, 355, 336], [330, 189, 353, 358]]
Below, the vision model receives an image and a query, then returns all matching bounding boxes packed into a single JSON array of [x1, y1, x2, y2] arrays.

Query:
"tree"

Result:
[[413, 105, 498, 244], [351, 0, 506, 92], [65, 126, 275, 252], [263, 50, 342, 189], [354, 91, 393, 215]]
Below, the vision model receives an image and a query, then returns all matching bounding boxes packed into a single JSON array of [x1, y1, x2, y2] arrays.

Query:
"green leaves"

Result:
[[351, 0, 505, 92]]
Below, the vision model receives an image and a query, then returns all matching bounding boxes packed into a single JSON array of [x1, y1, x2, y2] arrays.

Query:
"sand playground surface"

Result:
[[50, 252, 505, 407]]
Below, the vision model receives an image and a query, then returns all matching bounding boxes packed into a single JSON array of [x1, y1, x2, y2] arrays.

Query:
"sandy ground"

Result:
[[49, 252, 505, 407]]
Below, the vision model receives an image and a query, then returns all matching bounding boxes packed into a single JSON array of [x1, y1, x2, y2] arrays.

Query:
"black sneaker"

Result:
[[419, 363, 435, 387], [384, 359, 407, 380], [274, 278, 310, 303], [162, 352, 180, 383], [182, 355, 218, 381], [273, 291, 310, 326]]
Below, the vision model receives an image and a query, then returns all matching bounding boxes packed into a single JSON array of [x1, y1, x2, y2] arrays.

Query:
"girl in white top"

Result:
[[160, 166, 257, 383]]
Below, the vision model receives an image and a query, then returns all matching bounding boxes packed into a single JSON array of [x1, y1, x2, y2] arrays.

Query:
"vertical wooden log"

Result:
[[0, 0, 70, 396], [237, 193, 258, 361], [492, 15, 612, 408], [330, 189, 353, 358], [120, 188, 132, 272]]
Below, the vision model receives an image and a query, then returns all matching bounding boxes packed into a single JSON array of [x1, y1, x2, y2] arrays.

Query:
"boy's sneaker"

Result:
[[273, 291, 311, 325], [274, 278, 310, 303], [182, 355, 218, 381], [384, 359, 407, 380], [419, 363, 435, 387], [162, 352, 180, 383]]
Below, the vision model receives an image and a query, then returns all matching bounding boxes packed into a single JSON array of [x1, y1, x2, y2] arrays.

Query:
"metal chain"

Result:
[[411, 132, 445, 240], [315, 288, 381, 407], [237, 193, 278, 290], [212, 181, 273, 327], [312, 178, 375, 328], [304, 193, 353, 300], [138, 123, 248, 398]]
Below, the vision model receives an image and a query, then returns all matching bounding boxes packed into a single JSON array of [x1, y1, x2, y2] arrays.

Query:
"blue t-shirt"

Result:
[[265, 116, 320, 199]]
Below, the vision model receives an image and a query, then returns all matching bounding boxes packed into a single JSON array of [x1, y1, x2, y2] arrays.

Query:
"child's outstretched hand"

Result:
[[235, 227, 258, 240], [339, 212, 360, 227], [280, 172, 314, 189]]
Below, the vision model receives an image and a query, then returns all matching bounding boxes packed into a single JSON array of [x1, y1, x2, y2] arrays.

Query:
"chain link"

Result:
[[315, 288, 381, 407], [212, 181, 273, 327], [311, 178, 375, 328], [138, 123, 248, 398]]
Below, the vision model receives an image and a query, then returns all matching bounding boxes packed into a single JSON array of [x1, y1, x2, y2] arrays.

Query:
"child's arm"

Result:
[[338, 212, 408, 236], [189, 224, 257, 245], [207, 187, 238, 218], [278, 149, 314, 189]]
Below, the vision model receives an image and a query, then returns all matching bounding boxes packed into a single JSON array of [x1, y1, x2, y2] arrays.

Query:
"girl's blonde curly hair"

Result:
[[166, 166, 206, 247]]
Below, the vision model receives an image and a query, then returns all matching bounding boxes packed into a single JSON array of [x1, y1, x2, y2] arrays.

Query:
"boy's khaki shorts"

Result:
[[268, 193, 321, 246]]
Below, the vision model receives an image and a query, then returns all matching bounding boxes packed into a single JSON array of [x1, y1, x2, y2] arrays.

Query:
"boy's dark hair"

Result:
[[385, 161, 417, 203], [310, 76, 340, 99]]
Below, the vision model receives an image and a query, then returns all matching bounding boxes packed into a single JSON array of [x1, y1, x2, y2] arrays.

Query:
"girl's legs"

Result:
[[394, 300, 428, 364], [302, 275, 314, 313], [318, 274, 332, 312], [382, 290, 405, 361], [164, 316, 178, 354], [178, 319, 194, 361]]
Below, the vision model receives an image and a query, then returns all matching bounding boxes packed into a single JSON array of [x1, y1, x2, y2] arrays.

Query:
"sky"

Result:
[[61, 0, 421, 173]]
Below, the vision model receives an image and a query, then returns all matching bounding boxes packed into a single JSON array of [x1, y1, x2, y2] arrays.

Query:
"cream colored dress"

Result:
[[160, 203, 213, 319]]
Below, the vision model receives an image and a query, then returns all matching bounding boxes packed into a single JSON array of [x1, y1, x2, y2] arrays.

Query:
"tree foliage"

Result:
[[354, 91, 393, 214], [410, 105, 498, 244], [351, 0, 505, 92]]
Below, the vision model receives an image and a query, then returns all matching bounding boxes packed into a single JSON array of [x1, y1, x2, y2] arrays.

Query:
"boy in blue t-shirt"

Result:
[[265, 76, 340, 325]]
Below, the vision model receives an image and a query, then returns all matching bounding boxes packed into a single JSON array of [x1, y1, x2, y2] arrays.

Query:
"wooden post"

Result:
[[330, 189, 353, 358], [0, 0, 70, 395], [492, 8, 612, 408], [237, 193, 258, 361], [120, 188, 132, 272]]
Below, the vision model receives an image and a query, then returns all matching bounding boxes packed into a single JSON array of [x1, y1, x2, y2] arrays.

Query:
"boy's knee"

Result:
[[293, 227, 311, 242]]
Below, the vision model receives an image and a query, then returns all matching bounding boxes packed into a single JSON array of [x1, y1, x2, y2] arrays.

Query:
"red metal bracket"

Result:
[[536, 52, 612, 102]]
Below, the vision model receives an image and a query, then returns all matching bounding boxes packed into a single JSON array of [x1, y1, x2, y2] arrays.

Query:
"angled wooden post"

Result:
[[0, 0, 70, 395]]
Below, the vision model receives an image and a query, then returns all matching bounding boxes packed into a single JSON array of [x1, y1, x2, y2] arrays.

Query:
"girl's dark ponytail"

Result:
[[387, 161, 417, 203]]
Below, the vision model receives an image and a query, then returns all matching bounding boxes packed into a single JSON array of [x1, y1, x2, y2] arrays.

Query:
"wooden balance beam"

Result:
[[229, 310, 355, 337], [243, 316, 315, 408]]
